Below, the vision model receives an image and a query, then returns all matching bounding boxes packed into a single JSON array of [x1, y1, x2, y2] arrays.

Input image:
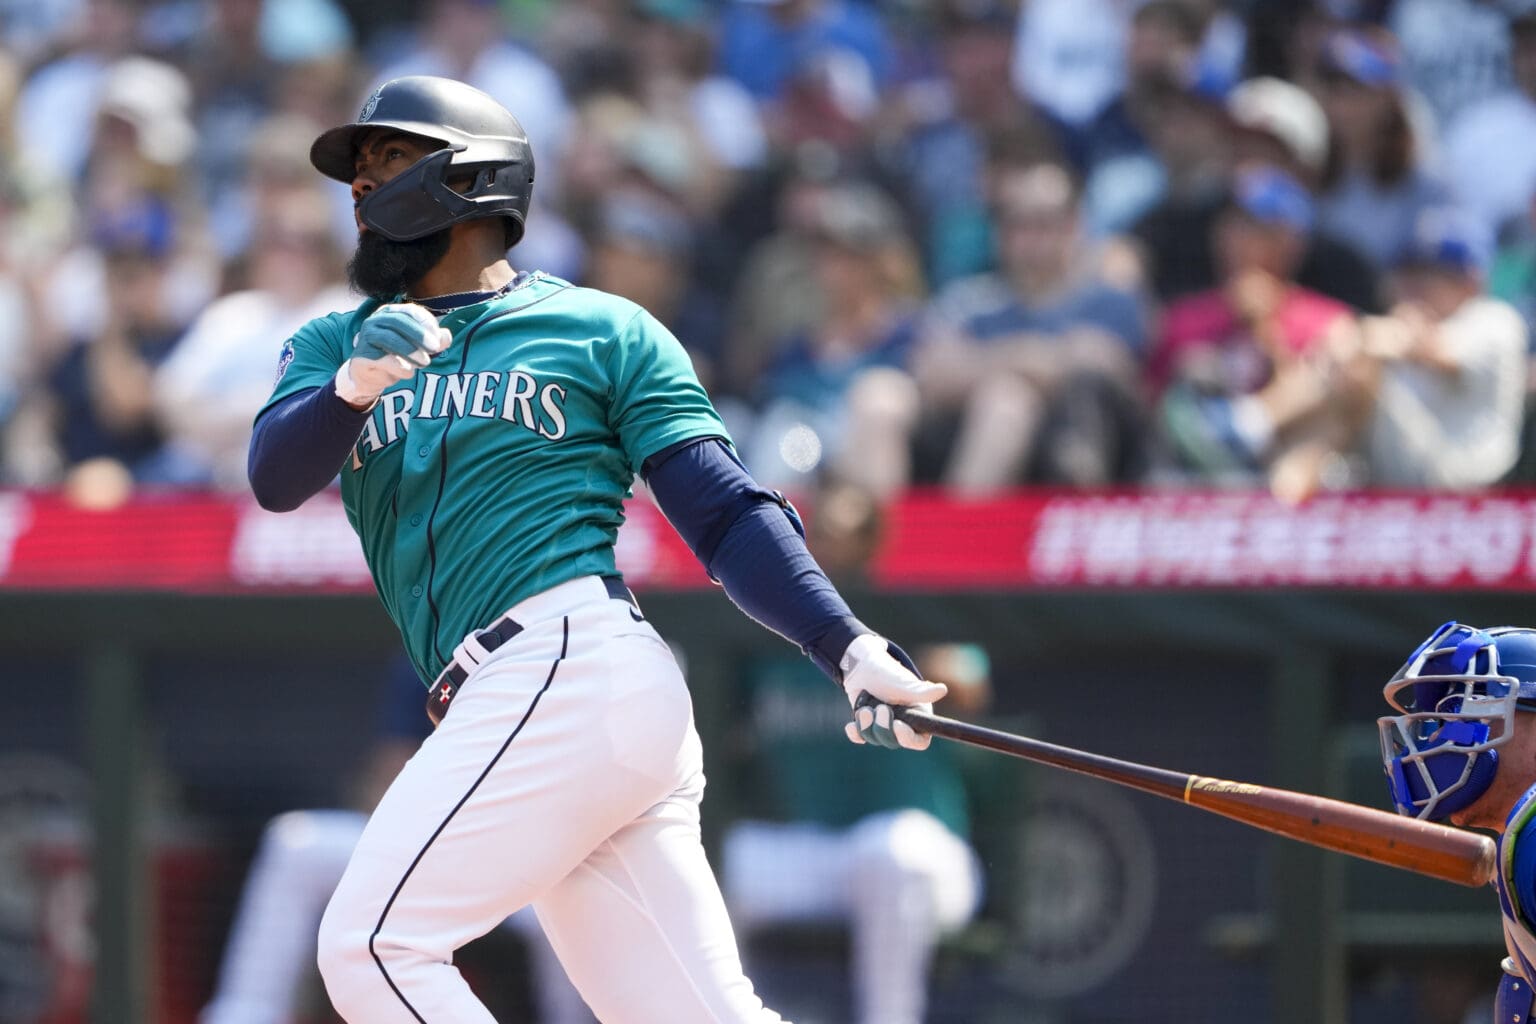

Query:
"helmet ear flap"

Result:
[[1420, 748, 1500, 820]]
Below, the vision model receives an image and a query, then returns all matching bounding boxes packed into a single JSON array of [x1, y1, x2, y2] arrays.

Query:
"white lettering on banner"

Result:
[[230, 498, 372, 585], [1028, 496, 1536, 587], [0, 494, 32, 577]]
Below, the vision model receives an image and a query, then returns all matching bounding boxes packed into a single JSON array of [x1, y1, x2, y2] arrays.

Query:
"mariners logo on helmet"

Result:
[[359, 88, 382, 122]]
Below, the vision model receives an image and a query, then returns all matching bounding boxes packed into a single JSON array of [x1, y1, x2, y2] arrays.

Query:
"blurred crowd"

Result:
[[4, 0, 1536, 506]]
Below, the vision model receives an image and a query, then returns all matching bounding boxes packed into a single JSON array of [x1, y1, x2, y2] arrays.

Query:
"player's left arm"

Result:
[[608, 305, 943, 750], [643, 437, 946, 750]]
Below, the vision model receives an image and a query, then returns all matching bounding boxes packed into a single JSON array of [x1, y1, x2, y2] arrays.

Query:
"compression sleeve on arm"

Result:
[[643, 437, 872, 681], [248, 385, 372, 512]]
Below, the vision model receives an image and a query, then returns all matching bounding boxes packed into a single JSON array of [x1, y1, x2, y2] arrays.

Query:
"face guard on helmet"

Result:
[[310, 76, 535, 244], [1378, 622, 1536, 821]]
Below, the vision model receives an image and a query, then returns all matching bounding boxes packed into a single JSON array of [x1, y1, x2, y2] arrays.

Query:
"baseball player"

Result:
[[246, 75, 947, 1024], [1379, 621, 1536, 1023]]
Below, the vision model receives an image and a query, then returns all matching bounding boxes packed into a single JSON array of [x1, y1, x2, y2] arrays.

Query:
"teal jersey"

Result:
[[259, 273, 728, 682]]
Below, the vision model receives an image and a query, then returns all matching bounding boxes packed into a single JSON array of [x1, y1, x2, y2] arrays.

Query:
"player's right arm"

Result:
[[248, 304, 448, 512]]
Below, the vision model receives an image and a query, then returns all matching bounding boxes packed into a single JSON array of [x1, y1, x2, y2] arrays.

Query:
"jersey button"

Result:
[[411, 585, 423, 598], [417, 445, 430, 458], [409, 513, 423, 526]]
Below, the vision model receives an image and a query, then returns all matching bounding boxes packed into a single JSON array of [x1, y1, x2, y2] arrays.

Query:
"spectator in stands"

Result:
[[1344, 209, 1528, 490], [201, 656, 592, 1024], [897, 159, 1147, 498], [716, 0, 893, 105], [1491, 187, 1536, 340], [1226, 75, 1384, 313], [1154, 165, 1355, 498], [1128, 70, 1235, 302], [11, 0, 139, 183], [373, 0, 580, 276], [629, 0, 768, 180], [718, 152, 838, 402], [1010, 0, 1132, 146], [888, 0, 1048, 288], [1388, 0, 1514, 129], [153, 190, 351, 490], [1135, 69, 1384, 312], [1313, 27, 1450, 270], [1443, 13, 1536, 245], [36, 196, 193, 501], [1078, 0, 1212, 236], [581, 188, 724, 392], [720, 479, 986, 1024], [744, 182, 923, 493]]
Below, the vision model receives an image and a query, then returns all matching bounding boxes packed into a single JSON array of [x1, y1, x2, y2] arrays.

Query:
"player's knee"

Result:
[[315, 895, 377, 1012]]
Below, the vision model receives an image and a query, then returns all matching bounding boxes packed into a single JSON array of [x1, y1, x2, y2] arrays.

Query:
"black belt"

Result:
[[426, 576, 639, 725]]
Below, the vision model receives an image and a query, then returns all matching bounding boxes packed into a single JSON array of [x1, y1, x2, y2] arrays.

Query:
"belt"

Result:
[[426, 576, 639, 726]]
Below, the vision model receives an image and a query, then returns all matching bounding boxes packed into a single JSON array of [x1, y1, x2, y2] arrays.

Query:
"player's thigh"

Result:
[[536, 791, 781, 1024], [325, 619, 697, 954], [721, 820, 854, 926]]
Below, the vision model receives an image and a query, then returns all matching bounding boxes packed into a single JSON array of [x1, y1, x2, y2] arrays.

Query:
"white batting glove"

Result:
[[335, 303, 451, 407], [841, 633, 948, 750]]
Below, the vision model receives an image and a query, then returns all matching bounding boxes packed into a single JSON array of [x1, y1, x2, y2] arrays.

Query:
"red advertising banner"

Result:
[[10, 489, 1536, 593]]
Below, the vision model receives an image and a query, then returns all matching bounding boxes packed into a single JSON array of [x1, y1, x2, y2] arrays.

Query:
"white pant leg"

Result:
[[201, 810, 366, 1024], [316, 581, 780, 1023], [847, 811, 980, 1024], [535, 777, 784, 1024], [503, 906, 596, 1024], [723, 810, 981, 1024]]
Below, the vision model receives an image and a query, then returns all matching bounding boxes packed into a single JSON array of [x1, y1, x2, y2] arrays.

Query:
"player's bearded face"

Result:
[[347, 227, 453, 300]]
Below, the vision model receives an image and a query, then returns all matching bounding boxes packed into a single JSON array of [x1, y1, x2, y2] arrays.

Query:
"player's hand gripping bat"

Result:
[[895, 708, 1497, 888]]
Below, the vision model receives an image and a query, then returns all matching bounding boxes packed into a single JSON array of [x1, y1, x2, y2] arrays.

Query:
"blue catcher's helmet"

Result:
[[1379, 622, 1536, 821]]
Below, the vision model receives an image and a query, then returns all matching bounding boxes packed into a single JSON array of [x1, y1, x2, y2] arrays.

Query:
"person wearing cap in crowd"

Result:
[[1154, 163, 1356, 498], [899, 157, 1148, 497], [1344, 208, 1528, 491], [1312, 26, 1450, 270], [1131, 67, 1384, 312], [741, 181, 924, 493]]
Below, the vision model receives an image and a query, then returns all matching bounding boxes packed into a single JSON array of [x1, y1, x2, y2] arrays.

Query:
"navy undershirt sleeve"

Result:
[[643, 437, 872, 682], [248, 385, 372, 512]]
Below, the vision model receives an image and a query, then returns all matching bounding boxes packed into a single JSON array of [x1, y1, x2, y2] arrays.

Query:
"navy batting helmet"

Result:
[[310, 76, 535, 245], [1379, 622, 1536, 821]]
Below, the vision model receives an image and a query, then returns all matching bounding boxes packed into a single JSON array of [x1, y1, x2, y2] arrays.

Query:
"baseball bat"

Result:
[[896, 708, 1497, 889]]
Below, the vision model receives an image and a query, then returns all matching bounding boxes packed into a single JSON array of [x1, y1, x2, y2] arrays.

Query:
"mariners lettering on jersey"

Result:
[[351, 370, 569, 466]]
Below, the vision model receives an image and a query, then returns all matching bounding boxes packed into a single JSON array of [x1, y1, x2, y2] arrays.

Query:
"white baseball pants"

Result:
[[316, 576, 784, 1023]]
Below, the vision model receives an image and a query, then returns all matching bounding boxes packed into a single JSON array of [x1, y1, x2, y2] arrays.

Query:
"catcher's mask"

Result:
[[1379, 622, 1536, 821]]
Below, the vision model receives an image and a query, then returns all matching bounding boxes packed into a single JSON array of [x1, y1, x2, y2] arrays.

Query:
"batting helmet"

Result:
[[1379, 622, 1536, 821], [310, 76, 535, 245]]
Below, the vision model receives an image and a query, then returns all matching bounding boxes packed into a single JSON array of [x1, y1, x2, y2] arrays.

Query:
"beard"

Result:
[[346, 227, 453, 300]]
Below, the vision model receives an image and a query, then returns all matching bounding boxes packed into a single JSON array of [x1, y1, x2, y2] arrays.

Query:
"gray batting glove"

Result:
[[841, 634, 948, 750], [337, 303, 451, 406]]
